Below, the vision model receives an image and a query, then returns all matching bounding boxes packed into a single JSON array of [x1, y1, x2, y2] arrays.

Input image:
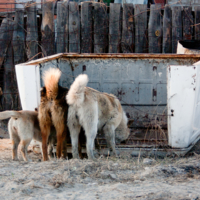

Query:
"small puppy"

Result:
[[0, 110, 56, 161], [66, 74, 130, 160]]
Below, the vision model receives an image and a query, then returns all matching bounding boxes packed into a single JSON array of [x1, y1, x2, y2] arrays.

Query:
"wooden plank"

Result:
[[26, 2, 38, 60], [41, 1, 55, 56], [3, 14, 19, 110], [109, 3, 122, 53], [69, 2, 80, 53], [182, 6, 193, 40], [0, 18, 13, 68], [172, 6, 182, 53], [56, 1, 69, 53], [162, 5, 172, 53], [195, 6, 200, 40], [81, 2, 92, 53], [148, 4, 162, 53], [94, 3, 108, 53], [121, 3, 134, 53], [13, 10, 26, 64], [134, 4, 147, 53]]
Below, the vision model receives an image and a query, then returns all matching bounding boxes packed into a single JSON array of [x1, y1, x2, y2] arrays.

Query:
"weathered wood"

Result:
[[134, 4, 147, 53], [172, 6, 182, 53], [148, 4, 162, 53], [3, 14, 19, 111], [26, 2, 38, 60], [0, 18, 13, 68], [69, 2, 80, 53], [57, 2, 69, 53], [109, 3, 122, 53], [121, 4, 134, 53], [94, 3, 108, 53], [81, 2, 93, 53], [162, 5, 172, 53], [183, 6, 193, 40], [41, 2, 55, 56], [13, 10, 26, 64], [195, 6, 200, 40]]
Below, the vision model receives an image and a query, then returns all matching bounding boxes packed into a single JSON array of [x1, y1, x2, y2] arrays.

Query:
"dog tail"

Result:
[[66, 74, 89, 106], [0, 111, 22, 120], [43, 68, 61, 99]]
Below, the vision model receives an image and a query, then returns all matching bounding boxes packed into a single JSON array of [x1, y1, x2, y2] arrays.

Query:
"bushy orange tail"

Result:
[[43, 68, 61, 99]]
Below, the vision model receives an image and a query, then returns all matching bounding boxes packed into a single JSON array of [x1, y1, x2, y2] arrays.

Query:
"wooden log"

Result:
[[182, 6, 193, 40], [13, 10, 26, 64], [69, 2, 80, 53], [0, 18, 14, 68], [195, 6, 200, 40], [134, 4, 147, 53], [3, 15, 19, 110], [172, 6, 182, 53], [162, 5, 172, 53], [94, 3, 108, 53], [121, 3, 134, 53], [41, 1, 55, 56], [57, 1, 69, 53], [148, 4, 162, 53], [81, 2, 93, 53], [109, 3, 122, 53], [26, 2, 38, 60]]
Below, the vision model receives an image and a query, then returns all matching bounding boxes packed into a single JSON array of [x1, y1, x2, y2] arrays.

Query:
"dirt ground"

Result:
[[0, 139, 200, 200]]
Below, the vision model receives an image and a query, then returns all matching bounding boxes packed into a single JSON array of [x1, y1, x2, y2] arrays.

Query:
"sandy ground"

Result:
[[0, 139, 200, 200]]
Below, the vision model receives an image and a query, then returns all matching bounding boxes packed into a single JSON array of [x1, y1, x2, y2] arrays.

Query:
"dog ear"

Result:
[[127, 119, 134, 128]]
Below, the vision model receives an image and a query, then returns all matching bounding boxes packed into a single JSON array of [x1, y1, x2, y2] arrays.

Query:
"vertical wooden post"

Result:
[[182, 6, 193, 40], [135, 4, 147, 53], [57, 1, 69, 53], [4, 14, 20, 110], [94, 3, 108, 53], [195, 6, 200, 40], [0, 18, 14, 68], [13, 10, 26, 64], [109, 3, 122, 53], [41, 1, 55, 56], [162, 5, 172, 53], [69, 2, 80, 53], [2, 14, 17, 110], [172, 6, 182, 53], [26, 2, 38, 60], [148, 4, 162, 53], [121, 3, 133, 53], [81, 2, 93, 53]]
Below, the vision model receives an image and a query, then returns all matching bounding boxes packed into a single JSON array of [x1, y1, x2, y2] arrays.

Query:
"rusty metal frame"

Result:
[[24, 53, 200, 65]]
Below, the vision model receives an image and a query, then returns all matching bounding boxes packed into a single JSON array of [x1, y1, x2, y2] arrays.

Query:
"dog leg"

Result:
[[20, 139, 32, 162], [70, 125, 81, 159], [41, 127, 51, 161], [54, 123, 66, 159], [85, 125, 97, 160], [62, 138, 67, 159], [11, 137, 20, 161], [103, 125, 117, 157]]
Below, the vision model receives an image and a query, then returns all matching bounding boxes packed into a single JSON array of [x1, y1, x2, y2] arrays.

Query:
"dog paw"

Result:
[[12, 158, 19, 161]]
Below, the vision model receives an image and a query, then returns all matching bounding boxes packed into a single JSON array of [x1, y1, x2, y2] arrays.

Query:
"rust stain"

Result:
[[153, 66, 157, 71], [23, 53, 200, 66]]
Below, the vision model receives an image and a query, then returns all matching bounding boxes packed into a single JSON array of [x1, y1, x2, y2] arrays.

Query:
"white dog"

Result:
[[0, 110, 56, 161], [66, 74, 130, 160]]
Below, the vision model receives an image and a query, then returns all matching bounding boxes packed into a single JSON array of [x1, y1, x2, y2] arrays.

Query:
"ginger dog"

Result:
[[38, 68, 69, 161], [66, 74, 130, 160]]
